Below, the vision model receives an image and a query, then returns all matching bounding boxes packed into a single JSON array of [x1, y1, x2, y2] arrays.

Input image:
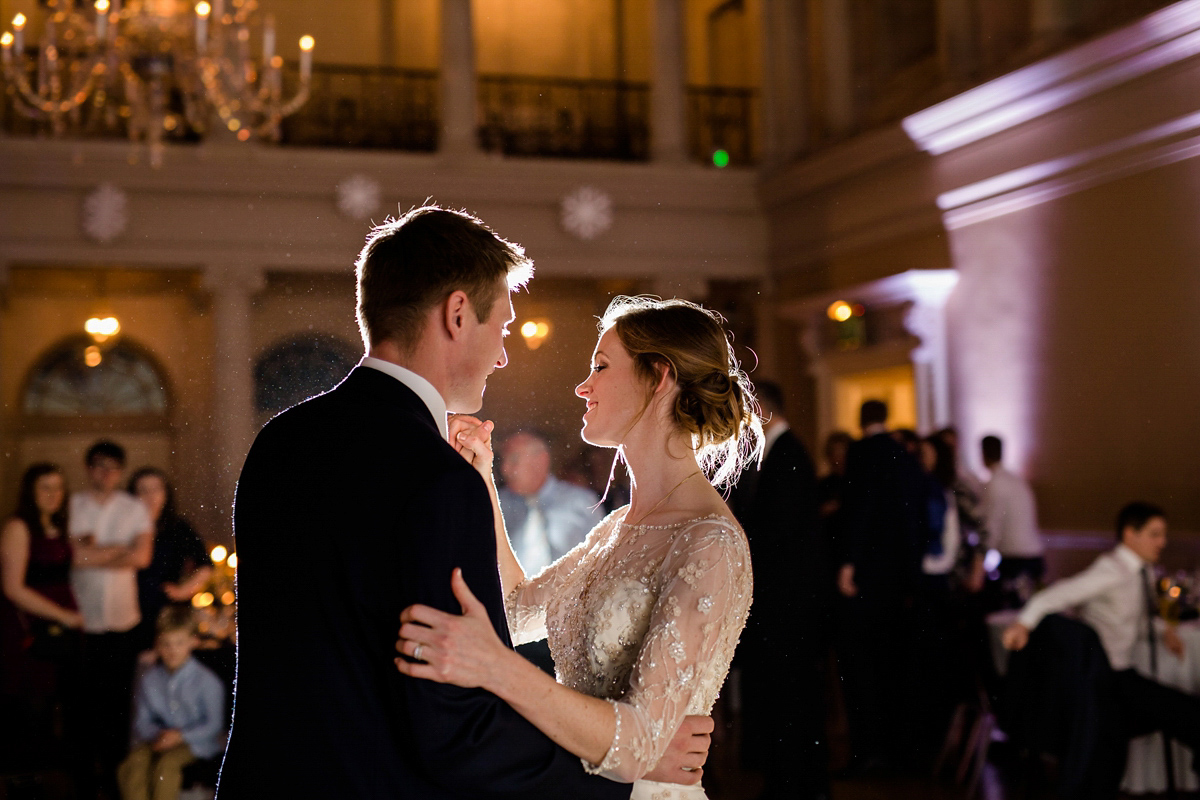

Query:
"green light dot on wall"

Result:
[[712, 149, 730, 168]]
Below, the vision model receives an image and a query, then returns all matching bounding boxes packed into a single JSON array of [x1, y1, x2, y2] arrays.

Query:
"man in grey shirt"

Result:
[[497, 430, 603, 577]]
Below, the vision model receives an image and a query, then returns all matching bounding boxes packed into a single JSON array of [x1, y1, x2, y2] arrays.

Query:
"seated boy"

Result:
[[118, 604, 225, 800]]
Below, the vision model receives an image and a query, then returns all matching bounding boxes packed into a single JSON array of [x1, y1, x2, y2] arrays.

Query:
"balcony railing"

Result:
[[477, 75, 650, 161], [2, 61, 758, 165], [279, 64, 439, 151], [687, 86, 758, 166]]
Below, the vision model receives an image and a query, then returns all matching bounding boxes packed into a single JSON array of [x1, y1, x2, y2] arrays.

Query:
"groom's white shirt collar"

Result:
[[360, 356, 449, 441]]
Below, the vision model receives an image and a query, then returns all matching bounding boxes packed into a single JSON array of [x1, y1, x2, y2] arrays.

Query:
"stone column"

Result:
[[902, 290, 955, 433], [1031, 0, 1077, 41], [651, 0, 688, 163], [760, 0, 809, 165], [937, 0, 976, 81], [440, 0, 480, 156], [205, 264, 264, 535], [751, 282, 780, 380], [380, 0, 397, 66], [798, 320, 834, 447], [820, 0, 855, 137]]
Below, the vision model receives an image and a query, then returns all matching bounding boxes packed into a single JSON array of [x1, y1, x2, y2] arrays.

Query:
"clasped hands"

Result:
[[448, 414, 494, 478]]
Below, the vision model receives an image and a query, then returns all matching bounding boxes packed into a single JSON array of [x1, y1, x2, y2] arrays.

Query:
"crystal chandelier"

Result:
[[0, 0, 314, 166]]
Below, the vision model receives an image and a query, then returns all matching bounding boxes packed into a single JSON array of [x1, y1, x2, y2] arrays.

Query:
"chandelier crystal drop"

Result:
[[0, 0, 314, 167]]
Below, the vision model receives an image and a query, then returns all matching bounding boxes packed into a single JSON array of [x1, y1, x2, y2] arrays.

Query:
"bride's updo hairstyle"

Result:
[[599, 296, 764, 487]]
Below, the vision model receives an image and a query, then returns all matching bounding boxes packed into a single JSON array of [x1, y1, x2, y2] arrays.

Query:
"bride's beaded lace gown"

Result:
[[506, 510, 753, 800]]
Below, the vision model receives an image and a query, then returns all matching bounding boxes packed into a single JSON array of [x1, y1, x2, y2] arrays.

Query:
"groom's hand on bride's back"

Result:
[[642, 715, 713, 785]]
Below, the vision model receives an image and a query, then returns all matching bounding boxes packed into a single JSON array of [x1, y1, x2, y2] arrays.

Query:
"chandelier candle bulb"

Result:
[[95, 1, 109, 41], [12, 14, 24, 55], [1, 33, 11, 65], [195, 2, 210, 50], [299, 35, 314, 80], [262, 15, 275, 65]]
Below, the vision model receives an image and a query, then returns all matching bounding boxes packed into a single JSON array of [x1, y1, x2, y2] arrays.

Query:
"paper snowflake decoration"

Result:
[[82, 183, 129, 243], [560, 186, 613, 240], [336, 174, 382, 220]]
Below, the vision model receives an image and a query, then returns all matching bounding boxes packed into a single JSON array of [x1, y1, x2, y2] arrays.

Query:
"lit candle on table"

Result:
[[1, 32, 12, 66], [299, 35, 314, 81]]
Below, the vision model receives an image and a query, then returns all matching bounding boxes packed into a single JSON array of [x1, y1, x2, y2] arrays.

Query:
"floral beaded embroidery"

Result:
[[505, 510, 752, 784]]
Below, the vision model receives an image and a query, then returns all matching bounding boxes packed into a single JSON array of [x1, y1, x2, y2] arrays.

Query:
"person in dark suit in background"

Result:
[[216, 206, 709, 799], [835, 399, 925, 775], [729, 381, 827, 800]]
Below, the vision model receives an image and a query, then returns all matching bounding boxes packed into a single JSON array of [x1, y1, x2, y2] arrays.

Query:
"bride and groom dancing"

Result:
[[216, 205, 764, 799]]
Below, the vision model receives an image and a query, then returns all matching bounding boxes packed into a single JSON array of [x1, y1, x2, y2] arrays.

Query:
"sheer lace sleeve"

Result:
[[585, 518, 752, 782], [505, 511, 620, 645]]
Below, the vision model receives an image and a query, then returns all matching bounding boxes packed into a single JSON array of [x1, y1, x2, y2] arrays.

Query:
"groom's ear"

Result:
[[442, 290, 471, 341]]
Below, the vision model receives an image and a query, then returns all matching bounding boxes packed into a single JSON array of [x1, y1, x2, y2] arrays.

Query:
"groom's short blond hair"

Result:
[[355, 205, 533, 352]]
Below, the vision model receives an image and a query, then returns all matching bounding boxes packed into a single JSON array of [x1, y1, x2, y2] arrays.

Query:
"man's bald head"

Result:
[[500, 431, 552, 496]]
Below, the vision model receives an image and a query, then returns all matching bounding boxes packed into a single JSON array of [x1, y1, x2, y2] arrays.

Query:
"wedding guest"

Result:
[[497, 430, 602, 577], [933, 426, 985, 500], [129, 468, 213, 651], [1003, 502, 1200, 795], [836, 399, 925, 774], [910, 436, 978, 761], [728, 380, 827, 800], [118, 605, 224, 800], [980, 435, 1044, 607], [70, 440, 154, 787], [892, 427, 921, 458], [817, 431, 853, 570], [0, 463, 83, 769]]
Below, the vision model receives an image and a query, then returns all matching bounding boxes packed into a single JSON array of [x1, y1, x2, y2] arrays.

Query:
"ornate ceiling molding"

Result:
[[903, 0, 1200, 154]]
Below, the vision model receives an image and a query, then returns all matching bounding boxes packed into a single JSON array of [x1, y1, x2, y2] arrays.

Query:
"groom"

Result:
[[216, 206, 710, 798]]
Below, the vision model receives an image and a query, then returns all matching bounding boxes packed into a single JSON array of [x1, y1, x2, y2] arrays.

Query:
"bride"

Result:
[[395, 296, 763, 799]]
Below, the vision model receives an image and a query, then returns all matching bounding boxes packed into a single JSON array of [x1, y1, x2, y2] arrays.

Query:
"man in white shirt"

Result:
[[1003, 502, 1200, 791], [981, 435, 1045, 607], [69, 440, 154, 790]]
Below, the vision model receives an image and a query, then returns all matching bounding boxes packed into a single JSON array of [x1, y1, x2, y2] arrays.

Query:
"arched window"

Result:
[[23, 336, 169, 416], [254, 334, 359, 415]]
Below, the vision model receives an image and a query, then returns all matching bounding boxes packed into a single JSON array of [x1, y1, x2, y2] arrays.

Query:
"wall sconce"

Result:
[[85, 316, 121, 343], [521, 320, 551, 350]]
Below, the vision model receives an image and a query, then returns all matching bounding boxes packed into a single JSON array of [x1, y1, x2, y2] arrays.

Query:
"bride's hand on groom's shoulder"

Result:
[[395, 568, 507, 690], [448, 414, 495, 479]]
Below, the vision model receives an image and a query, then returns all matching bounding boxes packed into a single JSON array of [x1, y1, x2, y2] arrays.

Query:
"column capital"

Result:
[[203, 263, 266, 295], [651, 276, 709, 303]]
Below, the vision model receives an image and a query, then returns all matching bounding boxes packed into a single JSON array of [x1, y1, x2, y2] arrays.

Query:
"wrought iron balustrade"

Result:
[[3, 60, 758, 165], [687, 86, 759, 166], [278, 64, 439, 151], [477, 75, 649, 161]]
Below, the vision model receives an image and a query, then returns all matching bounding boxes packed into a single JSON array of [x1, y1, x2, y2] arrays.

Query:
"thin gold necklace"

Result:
[[626, 470, 703, 527]]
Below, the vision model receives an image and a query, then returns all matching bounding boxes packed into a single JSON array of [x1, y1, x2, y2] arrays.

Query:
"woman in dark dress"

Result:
[[0, 463, 83, 767], [129, 468, 213, 650]]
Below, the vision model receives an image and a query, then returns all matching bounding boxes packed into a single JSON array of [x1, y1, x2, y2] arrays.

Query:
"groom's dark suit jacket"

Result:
[[217, 367, 630, 799]]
